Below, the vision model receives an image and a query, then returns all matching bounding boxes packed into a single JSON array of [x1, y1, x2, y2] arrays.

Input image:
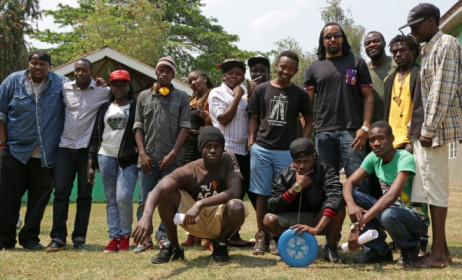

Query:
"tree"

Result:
[[320, 0, 365, 56], [270, 37, 316, 87], [32, 0, 166, 68], [32, 0, 252, 84], [0, 0, 41, 82]]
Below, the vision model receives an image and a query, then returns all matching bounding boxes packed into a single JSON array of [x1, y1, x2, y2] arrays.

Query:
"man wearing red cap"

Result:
[[133, 56, 190, 252], [0, 51, 70, 250], [46, 58, 110, 252], [399, 3, 462, 268]]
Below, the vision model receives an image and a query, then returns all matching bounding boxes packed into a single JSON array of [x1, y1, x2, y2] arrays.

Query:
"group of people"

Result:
[[0, 2, 460, 269]]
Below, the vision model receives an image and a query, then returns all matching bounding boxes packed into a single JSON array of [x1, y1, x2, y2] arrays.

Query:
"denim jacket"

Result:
[[0, 70, 70, 167]]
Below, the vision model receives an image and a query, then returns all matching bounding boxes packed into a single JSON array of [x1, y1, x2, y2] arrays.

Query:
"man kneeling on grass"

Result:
[[344, 121, 428, 264], [132, 127, 248, 263], [263, 138, 346, 263]]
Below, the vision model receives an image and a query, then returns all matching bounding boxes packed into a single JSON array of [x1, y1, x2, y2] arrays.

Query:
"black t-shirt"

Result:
[[304, 53, 372, 132], [248, 81, 312, 150]]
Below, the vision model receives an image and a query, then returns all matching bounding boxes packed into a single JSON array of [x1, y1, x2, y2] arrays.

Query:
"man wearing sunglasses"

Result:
[[304, 23, 374, 196]]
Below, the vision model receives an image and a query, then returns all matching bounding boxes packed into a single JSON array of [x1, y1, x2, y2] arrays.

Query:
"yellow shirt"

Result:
[[388, 72, 412, 148]]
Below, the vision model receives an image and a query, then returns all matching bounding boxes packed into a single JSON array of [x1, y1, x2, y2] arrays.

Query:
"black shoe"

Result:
[[46, 241, 66, 253], [212, 239, 229, 262], [151, 241, 184, 264], [24, 241, 44, 251], [324, 244, 345, 264], [73, 242, 88, 250], [354, 248, 393, 264], [401, 244, 420, 264]]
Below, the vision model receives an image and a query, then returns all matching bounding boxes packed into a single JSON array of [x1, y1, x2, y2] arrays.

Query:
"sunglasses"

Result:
[[324, 33, 342, 40]]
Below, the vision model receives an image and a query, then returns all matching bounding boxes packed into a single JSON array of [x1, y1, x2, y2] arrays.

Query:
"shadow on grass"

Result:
[[154, 253, 278, 279]]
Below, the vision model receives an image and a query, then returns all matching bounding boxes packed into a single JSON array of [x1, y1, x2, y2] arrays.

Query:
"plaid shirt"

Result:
[[420, 31, 462, 146]]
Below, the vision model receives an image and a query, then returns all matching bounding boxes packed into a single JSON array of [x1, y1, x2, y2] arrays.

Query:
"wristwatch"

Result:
[[293, 183, 302, 193], [350, 223, 359, 231], [361, 125, 370, 132]]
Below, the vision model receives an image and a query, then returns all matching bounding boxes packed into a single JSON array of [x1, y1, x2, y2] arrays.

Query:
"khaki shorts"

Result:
[[412, 141, 449, 207], [177, 190, 249, 239]]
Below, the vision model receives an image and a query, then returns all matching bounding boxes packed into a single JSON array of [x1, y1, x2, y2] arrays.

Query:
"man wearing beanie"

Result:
[[0, 51, 70, 250], [133, 126, 248, 263], [399, 3, 462, 268], [133, 56, 191, 252], [264, 138, 345, 263]]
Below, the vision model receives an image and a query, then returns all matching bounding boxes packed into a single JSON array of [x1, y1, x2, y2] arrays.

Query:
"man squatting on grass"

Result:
[[344, 121, 428, 265], [132, 126, 248, 263]]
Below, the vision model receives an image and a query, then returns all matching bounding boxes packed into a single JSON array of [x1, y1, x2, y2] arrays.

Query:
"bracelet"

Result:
[[205, 116, 211, 122]]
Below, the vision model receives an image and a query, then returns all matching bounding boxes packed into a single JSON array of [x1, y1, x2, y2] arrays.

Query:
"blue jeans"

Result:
[[316, 130, 368, 193], [249, 144, 292, 196], [137, 164, 177, 233], [98, 155, 139, 239], [353, 190, 427, 252]]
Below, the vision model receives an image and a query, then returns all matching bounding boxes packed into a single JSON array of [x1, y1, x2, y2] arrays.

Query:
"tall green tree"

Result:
[[32, 0, 166, 68], [0, 0, 41, 82], [320, 0, 365, 56]]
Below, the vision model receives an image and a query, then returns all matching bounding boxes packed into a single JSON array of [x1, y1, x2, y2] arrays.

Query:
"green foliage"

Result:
[[32, 0, 166, 68], [320, 0, 365, 56], [270, 37, 316, 87], [0, 0, 41, 82]]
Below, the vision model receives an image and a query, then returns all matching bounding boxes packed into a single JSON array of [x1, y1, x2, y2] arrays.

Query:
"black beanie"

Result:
[[289, 138, 315, 159], [198, 126, 225, 153]]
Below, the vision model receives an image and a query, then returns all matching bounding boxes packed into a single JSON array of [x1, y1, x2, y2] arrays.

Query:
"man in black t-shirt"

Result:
[[132, 127, 247, 263], [248, 51, 313, 255], [304, 23, 374, 194]]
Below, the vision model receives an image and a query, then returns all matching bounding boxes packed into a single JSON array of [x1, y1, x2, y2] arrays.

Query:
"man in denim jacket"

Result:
[[0, 51, 70, 250]]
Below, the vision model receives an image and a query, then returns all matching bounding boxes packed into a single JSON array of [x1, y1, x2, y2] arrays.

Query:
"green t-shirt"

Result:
[[361, 149, 429, 225], [368, 57, 397, 122]]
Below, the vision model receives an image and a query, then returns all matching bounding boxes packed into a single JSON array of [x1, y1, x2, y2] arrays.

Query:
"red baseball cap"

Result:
[[110, 70, 131, 83]]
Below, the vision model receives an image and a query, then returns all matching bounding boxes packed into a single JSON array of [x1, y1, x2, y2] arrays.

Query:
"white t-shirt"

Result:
[[98, 103, 130, 158]]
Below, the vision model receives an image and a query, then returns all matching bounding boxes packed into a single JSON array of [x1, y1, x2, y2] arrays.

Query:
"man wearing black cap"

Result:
[[0, 50, 70, 250], [246, 56, 270, 100], [399, 3, 462, 268], [132, 127, 248, 263], [263, 138, 345, 263]]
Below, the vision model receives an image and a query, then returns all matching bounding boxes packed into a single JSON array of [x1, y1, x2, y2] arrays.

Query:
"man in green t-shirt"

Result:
[[343, 121, 428, 265]]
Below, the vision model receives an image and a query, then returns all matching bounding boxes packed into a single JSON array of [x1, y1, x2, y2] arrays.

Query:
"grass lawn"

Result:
[[1, 189, 461, 280]]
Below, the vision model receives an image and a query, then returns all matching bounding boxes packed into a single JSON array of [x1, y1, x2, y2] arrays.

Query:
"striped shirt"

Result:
[[420, 31, 462, 146], [209, 83, 249, 156], [60, 79, 110, 149]]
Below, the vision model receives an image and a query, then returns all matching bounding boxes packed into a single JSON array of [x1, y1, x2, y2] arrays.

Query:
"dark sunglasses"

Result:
[[324, 33, 342, 40]]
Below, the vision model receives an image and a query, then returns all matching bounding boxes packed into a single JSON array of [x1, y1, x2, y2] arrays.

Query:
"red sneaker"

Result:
[[103, 238, 119, 253], [181, 234, 202, 246], [119, 236, 130, 251]]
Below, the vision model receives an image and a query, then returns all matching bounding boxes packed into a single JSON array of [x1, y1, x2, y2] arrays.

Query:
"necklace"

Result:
[[28, 74, 48, 101], [189, 88, 211, 109], [393, 71, 410, 107]]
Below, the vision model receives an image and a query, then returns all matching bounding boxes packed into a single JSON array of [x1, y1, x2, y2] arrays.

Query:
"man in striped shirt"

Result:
[[401, 3, 462, 268]]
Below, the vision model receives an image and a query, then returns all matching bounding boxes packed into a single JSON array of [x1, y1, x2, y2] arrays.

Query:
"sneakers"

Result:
[[24, 241, 44, 251], [203, 239, 213, 251], [133, 238, 154, 253], [103, 238, 119, 253], [252, 231, 267, 255], [150, 241, 185, 264], [400, 244, 420, 264], [155, 230, 168, 248], [269, 239, 279, 256], [181, 234, 202, 246], [74, 242, 88, 250], [119, 236, 130, 251], [354, 248, 393, 264], [211, 239, 229, 262], [324, 244, 345, 264], [46, 241, 66, 253]]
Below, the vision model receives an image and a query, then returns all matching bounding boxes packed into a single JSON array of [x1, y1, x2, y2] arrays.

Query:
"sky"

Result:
[[32, 0, 456, 58]]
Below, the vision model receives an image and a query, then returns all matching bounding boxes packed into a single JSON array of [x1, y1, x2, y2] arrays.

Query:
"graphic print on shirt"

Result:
[[107, 111, 128, 130], [268, 93, 288, 127], [197, 178, 224, 200]]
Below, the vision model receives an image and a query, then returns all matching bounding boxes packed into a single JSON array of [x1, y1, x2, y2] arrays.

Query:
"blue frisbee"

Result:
[[278, 228, 318, 267]]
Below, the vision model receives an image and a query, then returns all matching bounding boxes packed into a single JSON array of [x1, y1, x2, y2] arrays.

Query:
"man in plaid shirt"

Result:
[[400, 3, 462, 268]]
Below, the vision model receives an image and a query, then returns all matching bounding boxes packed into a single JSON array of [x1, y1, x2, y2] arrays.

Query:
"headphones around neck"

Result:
[[153, 83, 170, 96]]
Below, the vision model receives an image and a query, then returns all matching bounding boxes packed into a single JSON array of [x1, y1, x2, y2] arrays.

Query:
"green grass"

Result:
[[1, 189, 462, 279]]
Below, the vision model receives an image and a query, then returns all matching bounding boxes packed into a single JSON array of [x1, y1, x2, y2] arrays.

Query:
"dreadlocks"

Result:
[[389, 35, 421, 60]]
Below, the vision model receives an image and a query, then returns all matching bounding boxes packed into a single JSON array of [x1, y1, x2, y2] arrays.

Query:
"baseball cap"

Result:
[[217, 58, 246, 73], [28, 50, 52, 64], [110, 70, 131, 83], [248, 56, 270, 70], [399, 3, 440, 29]]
